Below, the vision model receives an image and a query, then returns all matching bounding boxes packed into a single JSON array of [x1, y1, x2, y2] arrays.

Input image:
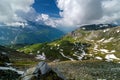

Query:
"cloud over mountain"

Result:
[[56, 0, 120, 27], [0, 0, 34, 25]]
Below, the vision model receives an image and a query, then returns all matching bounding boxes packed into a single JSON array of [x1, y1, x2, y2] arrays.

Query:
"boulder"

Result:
[[20, 61, 66, 80]]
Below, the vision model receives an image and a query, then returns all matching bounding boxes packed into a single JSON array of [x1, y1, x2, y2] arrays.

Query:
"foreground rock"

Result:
[[0, 51, 10, 66], [0, 66, 24, 80], [20, 61, 65, 80]]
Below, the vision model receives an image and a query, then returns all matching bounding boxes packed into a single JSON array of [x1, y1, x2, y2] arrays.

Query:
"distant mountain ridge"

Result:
[[0, 21, 64, 45], [80, 24, 117, 31]]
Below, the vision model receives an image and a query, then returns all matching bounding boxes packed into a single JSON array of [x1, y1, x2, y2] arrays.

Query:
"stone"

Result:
[[33, 61, 51, 75], [20, 61, 66, 80]]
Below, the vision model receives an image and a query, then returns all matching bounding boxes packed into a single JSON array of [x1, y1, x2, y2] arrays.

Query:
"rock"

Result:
[[0, 51, 10, 66], [0, 69, 21, 80], [33, 61, 51, 75], [20, 61, 66, 80]]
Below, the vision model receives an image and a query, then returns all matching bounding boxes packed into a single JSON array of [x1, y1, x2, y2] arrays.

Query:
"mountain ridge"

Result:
[[0, 21, 64, 46]]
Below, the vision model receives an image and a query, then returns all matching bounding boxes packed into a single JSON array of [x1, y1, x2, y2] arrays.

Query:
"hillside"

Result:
[[18, 24, 120, 62], [49, 60, 120, 80], [0, 21, 64, 46]]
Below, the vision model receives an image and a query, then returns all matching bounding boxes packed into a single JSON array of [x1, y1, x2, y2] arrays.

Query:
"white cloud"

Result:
[[36, 14, 57, 27], [99, 0, 120, 23], [36, 14, 49, 21], [0, 0, 34, 24], [54, 0, 120, 28]]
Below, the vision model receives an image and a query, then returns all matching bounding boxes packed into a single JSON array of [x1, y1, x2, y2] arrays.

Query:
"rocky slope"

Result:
[[50, 60, 120, 80], [18, 24, 120, 62]]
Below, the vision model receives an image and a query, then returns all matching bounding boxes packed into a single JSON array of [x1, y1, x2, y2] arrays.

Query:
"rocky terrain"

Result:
[[19, 24, 120, 63], [0, 24, 120, 80], [49, 60, 120, 80]]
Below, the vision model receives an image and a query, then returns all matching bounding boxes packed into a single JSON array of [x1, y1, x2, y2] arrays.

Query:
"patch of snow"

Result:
[[82, 27, 86, 30], [2, 52, 7, 55], [95, 57, 102, 60], [54, 44, 57, 46], [73, 47, 86, 60], [100, 49, 116, 53], [35, 52, 46, 60], [100, 25, 103, 28], [72, 48, 74, 50], [57, 47, 59, 50], [57, 44, 60, 47], [60, 49, 63, 52], [88, 54, 93, 56], [60, 52, 75, 61], [103, 24, 109, 27], [117, 30, 120, 33], [111, 50, 116, 53], [97, 38, 105, 43], [103, 37, 114, 43], [91, 40, 94, 42], [37, 51, 40, 54], [105, 54, 119, 61], [53, 59, 60, 62], [73, 54, 84, 60], [94, 43, 98, 51], [50, 47, 53, 50], [103, 29, 109, 32], [29, 53, 33, 55], [16, 50, 19, 52], [74, 37, 77, 40], [100, 49, 109, 53], [0, 67, 24, 74], [5, 63, 12, 66], [74, 51, 78, 54]]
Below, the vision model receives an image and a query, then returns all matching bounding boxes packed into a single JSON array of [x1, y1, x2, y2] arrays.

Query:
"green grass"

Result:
[[12, 61, 38, 70], [18, 40, 91, 61]]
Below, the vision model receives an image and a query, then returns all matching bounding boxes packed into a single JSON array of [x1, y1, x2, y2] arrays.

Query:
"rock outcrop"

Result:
[[20, 61, 66, 80]]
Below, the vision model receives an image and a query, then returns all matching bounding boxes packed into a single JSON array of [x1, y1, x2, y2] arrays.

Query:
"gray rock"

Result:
[[20, 61, 66, 80], [33, 61, 51, 75]]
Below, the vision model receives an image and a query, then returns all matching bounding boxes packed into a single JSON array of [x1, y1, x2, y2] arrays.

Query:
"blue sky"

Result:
[[33, 0, 60, 18]]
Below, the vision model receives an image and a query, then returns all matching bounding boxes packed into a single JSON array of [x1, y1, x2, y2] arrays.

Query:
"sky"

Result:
[[0, 0, 120, 32]]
